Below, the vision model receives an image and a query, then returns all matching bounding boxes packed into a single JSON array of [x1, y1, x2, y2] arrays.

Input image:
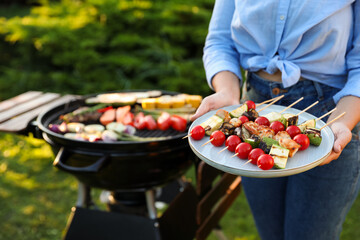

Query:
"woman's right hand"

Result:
[[190, 91, 240, 121], [190, 71, 241, 121]]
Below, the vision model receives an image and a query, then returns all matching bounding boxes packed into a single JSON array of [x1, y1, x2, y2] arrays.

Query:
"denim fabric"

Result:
[[241, 72, 360, 240]]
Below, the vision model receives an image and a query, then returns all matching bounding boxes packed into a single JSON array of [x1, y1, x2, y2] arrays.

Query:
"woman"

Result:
[[191, 1, 360, 239]]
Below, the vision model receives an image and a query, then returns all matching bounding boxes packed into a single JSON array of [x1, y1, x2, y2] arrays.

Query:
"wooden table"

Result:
[[0, 91, 79, 136]]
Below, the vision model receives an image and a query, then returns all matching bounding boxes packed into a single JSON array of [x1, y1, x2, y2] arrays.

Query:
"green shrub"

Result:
[[0, 0, 214, 100]]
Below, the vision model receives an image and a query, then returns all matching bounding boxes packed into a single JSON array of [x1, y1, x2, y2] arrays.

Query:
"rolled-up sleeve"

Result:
[[334, 1, 360, 103], [203, 0, 242, 90]]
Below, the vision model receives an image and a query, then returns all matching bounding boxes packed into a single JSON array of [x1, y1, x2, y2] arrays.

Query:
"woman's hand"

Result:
[[320, 122, 352, 165], [320, 96, 360, 165], [190, 90, 240, 121], [190, 71, 241, 121]]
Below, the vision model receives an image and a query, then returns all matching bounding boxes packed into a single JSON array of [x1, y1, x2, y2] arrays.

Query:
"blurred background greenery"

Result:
[[0, 1, 359, 240]]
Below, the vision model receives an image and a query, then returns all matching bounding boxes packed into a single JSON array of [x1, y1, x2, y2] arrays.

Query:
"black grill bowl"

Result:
[[37, 97, 193, 191]]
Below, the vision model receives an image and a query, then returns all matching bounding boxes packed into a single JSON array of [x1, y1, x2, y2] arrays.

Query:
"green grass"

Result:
[[1, 133, 359, 240]]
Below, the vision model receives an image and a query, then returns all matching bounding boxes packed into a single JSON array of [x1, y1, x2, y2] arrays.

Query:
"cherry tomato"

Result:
[[225, 135, 242, 152], [157, 112, 171, 131], [245, 100, 256, 110], [239, 116, 249, 124], [270, 121, 285, 134], [210, 130, 226, 147], [255, 116, 270, 126], [257, 154, 274, 170], [190, 125, 205, 140], [293, 134, 310, 151], [248, 148, 265, 165], [144, 115, 157, 130], [170, 115, 187, 132], [235, 142, 252, 159], [286, 125, 301, 139], [134, 112, 146, 130]]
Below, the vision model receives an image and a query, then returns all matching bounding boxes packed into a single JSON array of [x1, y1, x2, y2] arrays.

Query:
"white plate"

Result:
[[188, 104, 334, 178]]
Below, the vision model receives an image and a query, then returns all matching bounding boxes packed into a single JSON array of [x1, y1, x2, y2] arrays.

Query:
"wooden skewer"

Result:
[[201, 138, 213, 147], [257, 95, 285, 113], [256, 95, 284, 107], [218, 146, 228, 154], [316, 108, 337, 122], [320, 112, 346, 130], [231, 153, 238, 158], [182, 134, 191, 139], [243, 159, 252, 166], [296, 101, 319, 116], [279, 97, 304, 114]]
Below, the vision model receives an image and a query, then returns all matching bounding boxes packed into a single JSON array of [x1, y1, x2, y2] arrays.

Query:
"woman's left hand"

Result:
[[320, 122, 352, 165]]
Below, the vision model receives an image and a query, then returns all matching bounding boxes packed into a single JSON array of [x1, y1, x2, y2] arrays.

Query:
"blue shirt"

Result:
[[203, 0, 360, 103]]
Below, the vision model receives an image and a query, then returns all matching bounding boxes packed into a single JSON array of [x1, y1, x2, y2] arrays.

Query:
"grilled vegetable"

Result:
[[244, 134, 261, 148], [240, 125, 251, 141], [269, 145, 290, 169], [234, 127, 242, 138], [304, 127, 322, 146], [242, 108, 259, 121], [263, 112, 284, 124], [219, 122, 235, 137], [67, 122, 85, 133], [200, 109, 228, 135], [282, 113, 298, 128], [259, 137, 279, 154], [229, 104, 248, 118], [298, 119, 316, 133], [84, 124, 105, 134]]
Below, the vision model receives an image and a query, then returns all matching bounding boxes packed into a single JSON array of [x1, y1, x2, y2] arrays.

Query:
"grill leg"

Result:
[[145, 189, 157, 219], [76, 182, 94, 208]]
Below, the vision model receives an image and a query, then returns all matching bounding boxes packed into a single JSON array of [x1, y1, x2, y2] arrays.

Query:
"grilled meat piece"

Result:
[[273, 131, 291, 142]]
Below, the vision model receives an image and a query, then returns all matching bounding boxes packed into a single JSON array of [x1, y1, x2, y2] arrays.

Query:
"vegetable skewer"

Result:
[[319, 112, 346, 130]]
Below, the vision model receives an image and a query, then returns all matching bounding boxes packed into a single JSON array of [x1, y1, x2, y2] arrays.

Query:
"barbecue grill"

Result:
[[0, 91, 241, 240]]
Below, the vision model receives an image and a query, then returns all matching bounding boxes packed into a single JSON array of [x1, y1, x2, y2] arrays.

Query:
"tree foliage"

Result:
[[0, 0, 214, 99]]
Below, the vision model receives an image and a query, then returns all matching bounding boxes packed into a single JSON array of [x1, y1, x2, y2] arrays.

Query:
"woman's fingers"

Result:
[[190, 92, 240, 121], [319, 122, 352, 165]]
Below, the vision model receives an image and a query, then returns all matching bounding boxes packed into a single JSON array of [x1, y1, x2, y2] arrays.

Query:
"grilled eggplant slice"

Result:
[[219, 122, 235, 137], [242, 108, 259, 121], [259, 137, 279, 154]]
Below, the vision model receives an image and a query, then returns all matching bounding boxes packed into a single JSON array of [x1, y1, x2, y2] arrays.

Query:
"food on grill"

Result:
[[141, 98, 157, 110], [157, 112, 171, 131], [101, 130, 119, 142], [269, 145, 290, 169], [61, 105, 104, 123], [184, 95, 203, 108], [100, 108, 116, 126], [144, 115, 157, 130], [67, 122, 85, 133], [304, 127, 322, 146], [84, 124, 105, 134]]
